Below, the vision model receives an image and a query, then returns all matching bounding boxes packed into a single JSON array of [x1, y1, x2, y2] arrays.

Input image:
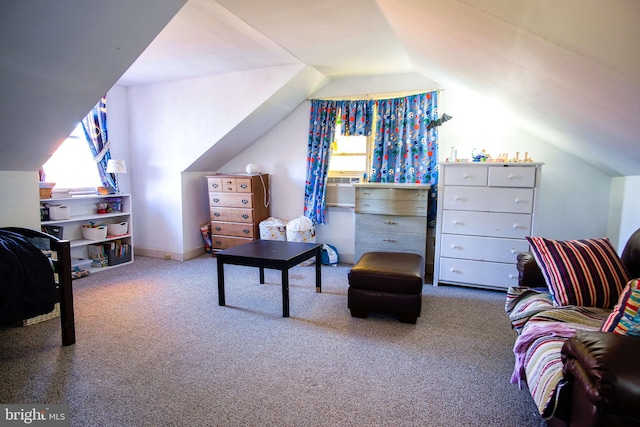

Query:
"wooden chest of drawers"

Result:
[[354, 183, 430, 275], [206, 174, 270, 252], [433, 163, 543, 290]]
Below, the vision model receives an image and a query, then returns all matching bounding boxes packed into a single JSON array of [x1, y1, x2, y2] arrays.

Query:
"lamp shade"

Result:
[[106, 159, 127, 174]]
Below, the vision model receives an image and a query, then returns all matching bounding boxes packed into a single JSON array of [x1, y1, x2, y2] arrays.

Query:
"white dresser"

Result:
[[354, 183, 430, 275], [433, 162, 543, 290]]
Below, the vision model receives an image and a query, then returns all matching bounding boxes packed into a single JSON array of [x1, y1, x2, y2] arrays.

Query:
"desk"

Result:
[[216, 240, 322, 317]]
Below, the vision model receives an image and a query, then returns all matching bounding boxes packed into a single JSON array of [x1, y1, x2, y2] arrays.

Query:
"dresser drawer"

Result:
[[207, 177, 223, 192], [439, 257, 519, 289], [209, 192, 254, 208], [211, 221, 255, 238], [441, 210, 532, 238], [488, 166, 536, 187], [211, 235, 253, 250], [356, 198, 427, 216], [440, 234, 529, 263], [442, 186, 534, 214], [443, 166, 488, 186], [210, 207, 254, 223], [235, 177, 253, 193], [356, 213, 426, 233], [355, 230, 426, 254], [356, 187, 429, 202]]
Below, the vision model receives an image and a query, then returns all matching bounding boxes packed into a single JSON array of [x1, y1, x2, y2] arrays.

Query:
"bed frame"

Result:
[[2, 227, 75, 345]]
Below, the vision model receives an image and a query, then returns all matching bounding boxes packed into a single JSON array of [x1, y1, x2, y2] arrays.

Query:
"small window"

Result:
[[328, 115, 373, 178], [42, 124, 102, 190]]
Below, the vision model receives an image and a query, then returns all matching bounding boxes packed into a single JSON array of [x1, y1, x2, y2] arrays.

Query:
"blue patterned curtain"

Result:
[[81, 96, 116, 188], [340, 100, 374, 136], [304, 100, 339, 224], [370, 92, 439, 225], [304, 99, 375, 224]]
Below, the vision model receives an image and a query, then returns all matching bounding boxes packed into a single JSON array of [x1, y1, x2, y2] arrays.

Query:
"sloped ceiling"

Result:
[[119, 0, 640, 176], [0, 0, 187, 171], [2, 0, 639, 176]]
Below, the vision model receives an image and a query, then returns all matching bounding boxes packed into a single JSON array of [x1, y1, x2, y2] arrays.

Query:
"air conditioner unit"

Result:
[[326, 175, 361, 207]]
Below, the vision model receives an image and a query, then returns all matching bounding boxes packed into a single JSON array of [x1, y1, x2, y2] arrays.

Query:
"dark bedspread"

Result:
[[0, 229, 56, 325]]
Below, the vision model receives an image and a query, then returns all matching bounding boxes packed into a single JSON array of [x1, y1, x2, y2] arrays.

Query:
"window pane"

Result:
[[335, 135, 366, 154], [329, 155, 366, 172], [42, 124, 102, 189]]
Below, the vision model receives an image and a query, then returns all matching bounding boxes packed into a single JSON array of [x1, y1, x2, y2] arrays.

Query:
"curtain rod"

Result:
[[307, 88, 443, 102]]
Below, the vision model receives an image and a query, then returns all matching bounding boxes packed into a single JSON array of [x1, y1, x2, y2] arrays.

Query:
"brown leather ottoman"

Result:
[[348, 252, 424, 324]]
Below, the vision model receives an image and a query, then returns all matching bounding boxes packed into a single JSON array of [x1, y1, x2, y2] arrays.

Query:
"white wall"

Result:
[[609, 176, 640, 253], [125, 67, 307, 259], [0, 171, 41, 229]]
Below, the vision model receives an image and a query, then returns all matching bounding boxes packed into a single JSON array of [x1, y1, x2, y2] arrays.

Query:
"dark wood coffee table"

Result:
[[216, 240, 322, 317]]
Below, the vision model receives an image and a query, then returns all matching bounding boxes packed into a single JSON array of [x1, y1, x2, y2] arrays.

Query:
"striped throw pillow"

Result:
[[601, 279, 640, 336], [526, 237, 630, 308]]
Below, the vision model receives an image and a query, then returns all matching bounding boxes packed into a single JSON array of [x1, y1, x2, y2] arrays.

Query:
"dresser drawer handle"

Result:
[[243, 229, 250, 234], [383, 221, 397, 225], [240, 184, 248, 189], [451, 245, 459, 249], [242, 199, 249, 204], [226, 187, 234, 191], [453, 220, 462, 225], [383, 239, 398, 243], [454, 196, 463, 201], [213, 198, 220, 203], [514, 198, 521, 204], [212, 183, 219, 189], [214, 227, 222, 232], [242, 214, 249, 219], [512, 224, 521, 229], [509, 274, 517, 279], [449, 268, 460, 273], [362, 203, 370, 207], [215, 240, 222, 245], [362, 191, 371, 195], [214, 212, 221, 217]]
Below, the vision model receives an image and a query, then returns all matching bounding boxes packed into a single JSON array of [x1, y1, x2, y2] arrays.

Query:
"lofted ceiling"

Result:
[[118, 0, 640, 177], [2, 0, 639, 176]]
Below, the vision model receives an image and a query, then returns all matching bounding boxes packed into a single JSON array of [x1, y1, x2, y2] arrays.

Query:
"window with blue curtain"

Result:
[[304, 92, 440, 226]]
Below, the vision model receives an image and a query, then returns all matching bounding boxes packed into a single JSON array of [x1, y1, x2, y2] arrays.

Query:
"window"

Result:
[[328, 114, 373, 179], [42, 124, 102, 189]]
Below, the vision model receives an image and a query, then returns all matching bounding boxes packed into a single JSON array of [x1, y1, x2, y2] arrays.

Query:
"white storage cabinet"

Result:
[[40, 194, 133, 271], [433, 163, 542, 290]]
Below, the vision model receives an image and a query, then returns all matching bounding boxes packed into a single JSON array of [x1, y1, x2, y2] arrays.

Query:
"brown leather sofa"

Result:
[[516, 228, 640, 427]]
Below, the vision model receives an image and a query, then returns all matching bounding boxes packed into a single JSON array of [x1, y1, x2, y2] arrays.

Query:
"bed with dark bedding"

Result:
[[0, 227, 75, 345]]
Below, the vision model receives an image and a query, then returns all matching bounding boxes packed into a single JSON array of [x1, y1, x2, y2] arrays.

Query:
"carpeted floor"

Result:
[[0, 255, 545, 426]]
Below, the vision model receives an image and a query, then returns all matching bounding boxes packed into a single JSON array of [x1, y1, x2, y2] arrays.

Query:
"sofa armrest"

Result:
[[561, 331, 640, 421], [516, 252, 546, 288]]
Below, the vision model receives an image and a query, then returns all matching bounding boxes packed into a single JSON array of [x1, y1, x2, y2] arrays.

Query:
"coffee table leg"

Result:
[[315, 247, 321, 293], [259, 266, 265, 284], [282, 268, 289, 317], [217, 257, 225, 306]]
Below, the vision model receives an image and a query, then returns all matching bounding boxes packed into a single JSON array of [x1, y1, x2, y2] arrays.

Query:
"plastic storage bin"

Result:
[[107, 222, 128, 236], [48, 204, 70, 220], [82, 224, 107, 240]]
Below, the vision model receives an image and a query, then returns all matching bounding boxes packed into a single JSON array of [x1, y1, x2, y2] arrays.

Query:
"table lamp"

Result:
[[106, 159, 127, 193]]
